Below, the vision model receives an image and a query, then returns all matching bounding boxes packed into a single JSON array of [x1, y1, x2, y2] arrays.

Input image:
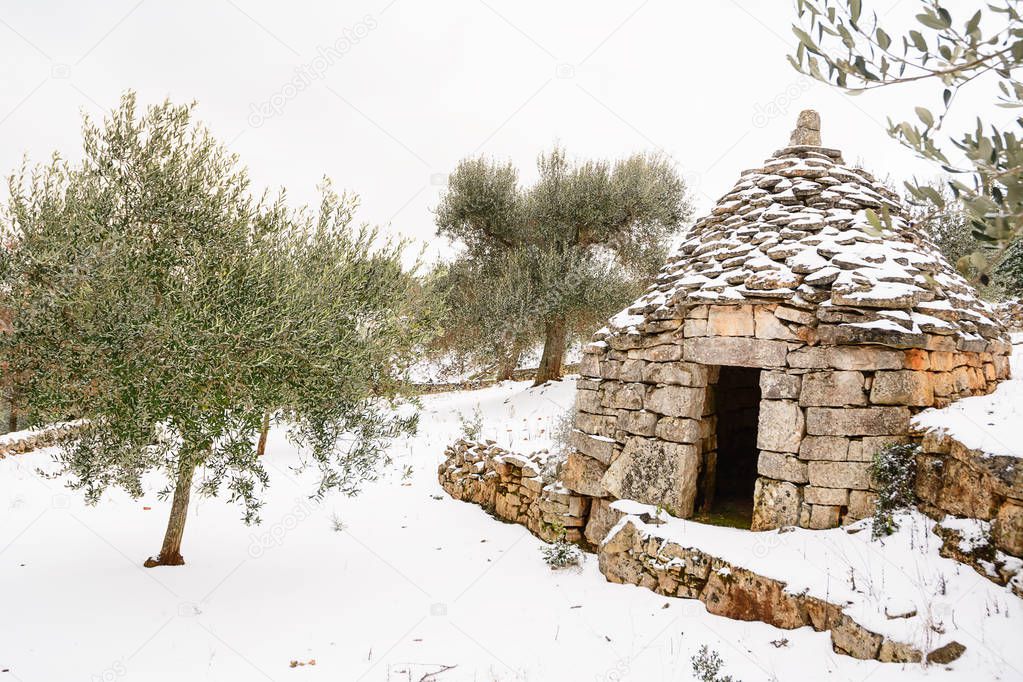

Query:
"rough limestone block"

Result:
[[824, 347, 904, 370], [787, 347, 828, 369], [775, 305, 815, 325], [684, 337, 788, 368], [599, 360, 622, 380], [619, 359, 646, 382], [846, 490, 878, 520], [577, 388, 602, 413], [818, 323, 927, 349], [757, 451, 809, 483], [642, 361, 702, 386], [707, 304, 755, 336], [992, 501, 1023, 557], [751, 477, 801, 530], [755, 307, 799, 340], [700, 565, 810, 630], [683, 318, 708, 337], [584, 498, 625, 546], [756, 400, 805, 453], [805, 407, 911, 436], [760, 371, 801, 400], [994, 355, 1011, 379], [617, 409, 658, 436], [903, 349, 930, 370], [808, 504, 842, 529], [790, 109, 821, 145], [575, 412, 616, 438], [579, 353, 601, 377], [562, 451, 609, 497], [799, 370, 867, 407], [809, 461, 871, 490], [870, 370, 935, 406], [629, 344, 683, 362], [600, 437, 700, 517], [645, 385, 704, 419], [799, 436, 849, 461], [879, 640, 923, 664], [930, 371, 955, 397], [929, 351, 958, 372], [804, 486, 849, 506], [655, 416, 701, 444], [601, 382, 646, 410], [830, 614, 883, 659], [854, 436, 908, 462], [937, 458, 1000, 520], [571, 430, 616, 465]]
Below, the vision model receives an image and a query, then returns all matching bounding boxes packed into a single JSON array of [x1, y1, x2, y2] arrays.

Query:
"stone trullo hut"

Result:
[[564, 110, 1012, 531]]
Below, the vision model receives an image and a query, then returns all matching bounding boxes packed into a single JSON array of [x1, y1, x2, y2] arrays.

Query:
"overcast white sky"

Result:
[[0, 0, 1001, 263]]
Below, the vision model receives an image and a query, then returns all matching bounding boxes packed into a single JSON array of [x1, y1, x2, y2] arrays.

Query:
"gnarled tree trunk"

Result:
[[495, 344, 522, 381], [145, 458, 196, 568], [534, 317, 567, 386], [256, 411, 270, 457]]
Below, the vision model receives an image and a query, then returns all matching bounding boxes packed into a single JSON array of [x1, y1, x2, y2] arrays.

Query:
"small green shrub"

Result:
[[691, 645, 738, 682], [868, 442, 920, 539], [541, 537, 581, 569], [551, 404, 576, 456], [458, 406, 483, 441]]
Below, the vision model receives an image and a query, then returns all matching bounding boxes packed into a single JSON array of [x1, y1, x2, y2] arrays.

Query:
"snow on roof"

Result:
[[604, 112, 1007, 346]]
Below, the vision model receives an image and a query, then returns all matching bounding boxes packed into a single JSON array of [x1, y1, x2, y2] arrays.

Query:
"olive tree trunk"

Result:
[[144, 458, 196, 568], [533, 317, 567, 386], [495, 344, 522, 381], [7, 396, 16, 433], [256, 411, 270, 457]]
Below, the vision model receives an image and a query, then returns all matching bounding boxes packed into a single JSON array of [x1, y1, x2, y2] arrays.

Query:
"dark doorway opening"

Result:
[[696, 365, 761, 528]]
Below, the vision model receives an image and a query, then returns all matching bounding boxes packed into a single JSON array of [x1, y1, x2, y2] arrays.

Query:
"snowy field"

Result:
[[2, 377, 1023, 681]]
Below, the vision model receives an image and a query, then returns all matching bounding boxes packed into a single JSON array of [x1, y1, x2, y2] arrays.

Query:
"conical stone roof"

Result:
[[603, 110, 1007, 350]]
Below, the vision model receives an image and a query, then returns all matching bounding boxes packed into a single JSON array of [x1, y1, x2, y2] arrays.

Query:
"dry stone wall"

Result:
[[914, 429, 1023, 561], [438, 440, 590, 543], [996, 298, 1023, 332], [0, 423, 78, 459], [598, 513, 961, 663], [569, 301, 1008, 533]]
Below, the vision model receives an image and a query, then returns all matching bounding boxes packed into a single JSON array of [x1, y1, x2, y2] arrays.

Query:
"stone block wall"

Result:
[[914, 430, 1023, 560], [996, 298, 1023, 332], [599, 514, 962, 663], [0, 423, 78, 459], [569, 301, 1011, 532], [438, 440, 590, 543]]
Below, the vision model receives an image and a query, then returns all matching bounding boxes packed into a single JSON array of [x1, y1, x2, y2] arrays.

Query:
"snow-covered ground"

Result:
[[611, 501, 1023, 666], [2, 378, 1022, 681]]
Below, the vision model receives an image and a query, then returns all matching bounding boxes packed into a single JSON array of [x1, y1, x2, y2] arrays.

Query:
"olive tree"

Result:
[[428, 250, 538, 381], [789, 0, 1023, 284], [913, 179, 1022, 295], [0, 93, 429, 566], [435, 147, 691, 385]]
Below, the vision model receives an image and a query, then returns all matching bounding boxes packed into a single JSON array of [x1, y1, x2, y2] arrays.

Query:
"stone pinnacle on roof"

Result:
[[789, 109, 821, 146]]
